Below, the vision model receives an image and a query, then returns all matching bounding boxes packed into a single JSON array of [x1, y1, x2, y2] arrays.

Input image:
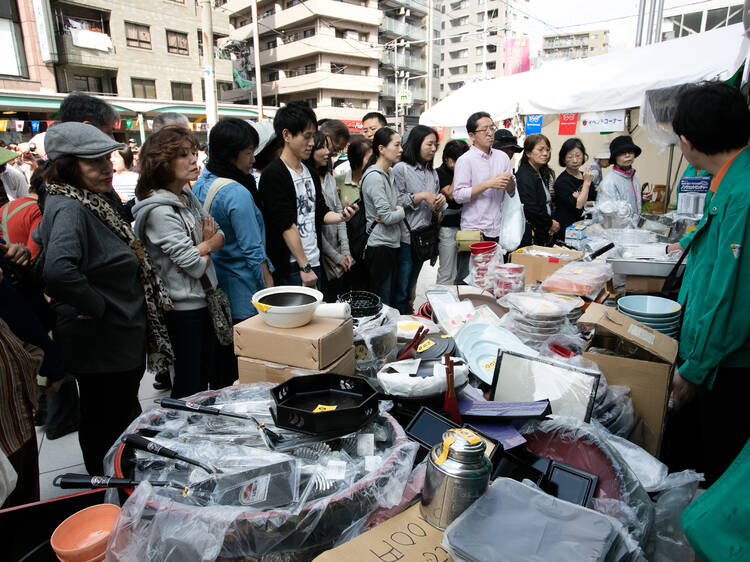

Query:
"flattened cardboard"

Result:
[[234, 315, 353, 370], [314, 503, 452, 562], [237, 347, 355, 385], [511, 245, 584, 285], [578, 303, 677, 456]]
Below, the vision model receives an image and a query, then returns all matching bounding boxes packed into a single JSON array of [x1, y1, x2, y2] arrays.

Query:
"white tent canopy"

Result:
[[420, 24, 749, 127]]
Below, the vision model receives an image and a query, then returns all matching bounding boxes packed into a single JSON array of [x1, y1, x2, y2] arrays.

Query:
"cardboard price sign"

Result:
[[314, 503, 453, 561]]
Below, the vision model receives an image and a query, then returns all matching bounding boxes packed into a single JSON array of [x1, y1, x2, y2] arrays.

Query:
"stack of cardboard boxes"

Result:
[[233, 315, 356, 384]]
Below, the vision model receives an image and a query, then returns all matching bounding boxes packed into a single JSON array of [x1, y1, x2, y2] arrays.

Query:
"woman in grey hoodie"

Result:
[[361, 127, 404, 307], [132, 127, 225, 398]]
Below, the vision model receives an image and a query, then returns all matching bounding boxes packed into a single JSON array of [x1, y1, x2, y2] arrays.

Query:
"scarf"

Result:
[[45, 183, 174, 373], [205, 158, 262, 210]]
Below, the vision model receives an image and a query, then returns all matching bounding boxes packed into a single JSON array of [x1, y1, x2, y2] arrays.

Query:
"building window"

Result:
[[667, 11, 703, 37], [475, 46, 482, 55], [304, 28, 315, 38], [266, 70, 279, 81], [0, 0, 27, 77], [286, 0, 300, 7], [132, 78, 156, 98], [125, 22, 151, 49], [331, 63, 345, 73], [73, 75, 103, 93], [449, 65, 467, 75], [707, 5, 744, 30], [166, 30, 189, 55], [171, 81, 193, 101], [304, 63, 316, 74], [266, 39, 276, 50], [487, 61, 496, 70], [262, 8, 275, 17], [450, 49, 468, 59], [448, 81, 463, 91], [359, 32, 368, 41], [332, 97, 346, 107], [287, 69, 299, 77], [450, 16, 468, 27], [305, 98, 317, 108], [487, 44, 496, 53]]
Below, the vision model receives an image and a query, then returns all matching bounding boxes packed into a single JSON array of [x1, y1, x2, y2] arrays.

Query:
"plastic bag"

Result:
[[376, 357, 470, 397], [467, 245, 503, 290], [104, 384, 419, 561], [443, 477, 635, 562], [353, 305, 399, 377], [541, 261, 614, 299], [0, 450, 17, 506], [499, 189, 525, 252]]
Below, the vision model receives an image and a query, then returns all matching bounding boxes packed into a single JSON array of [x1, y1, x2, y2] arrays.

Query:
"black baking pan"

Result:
[[414, 335, 455, 360], [270, 374, 378, 435]]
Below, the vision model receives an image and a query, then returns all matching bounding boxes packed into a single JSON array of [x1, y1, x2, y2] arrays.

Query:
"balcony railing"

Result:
[[380, 17, 426, 40], [381, 83, 426, 100], [381, 51, 426, 71]]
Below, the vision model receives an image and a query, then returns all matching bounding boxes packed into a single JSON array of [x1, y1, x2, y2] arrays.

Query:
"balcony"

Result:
[[261, 71, 381, 96], [380, 0, 427, 16], [380, 51, 426, 72], [260, 35, 379, 65], [56, 32, 118, 68], [257, 0, 379, 32], [381, 82, 426, 100], [380, 17, 426, 41]]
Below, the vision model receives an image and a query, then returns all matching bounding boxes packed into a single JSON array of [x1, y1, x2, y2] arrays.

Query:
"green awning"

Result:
[[153, 105, 258, 118], [0, 94, 130, 113]]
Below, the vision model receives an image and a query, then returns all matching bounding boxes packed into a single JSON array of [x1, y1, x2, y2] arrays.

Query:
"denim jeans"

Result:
[[394, 243, 423, 314]]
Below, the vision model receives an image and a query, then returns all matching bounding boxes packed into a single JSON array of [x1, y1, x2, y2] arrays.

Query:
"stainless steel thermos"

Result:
[[420, 428, 492, 530]]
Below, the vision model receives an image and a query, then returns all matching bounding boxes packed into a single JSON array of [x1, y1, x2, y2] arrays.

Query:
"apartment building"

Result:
[[540, 29, 609, 63], [225, 0, 381, 121], [51, 0, 233, 102], [437, 0, 507, 95], [0, 0, 56, 92]]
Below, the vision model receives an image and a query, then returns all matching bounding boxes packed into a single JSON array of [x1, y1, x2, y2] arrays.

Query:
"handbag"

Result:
[[456, 229, 483, 252], [322, 252, 347, 280], [404, 214, 440, 265], [177, 180, 234, 346]]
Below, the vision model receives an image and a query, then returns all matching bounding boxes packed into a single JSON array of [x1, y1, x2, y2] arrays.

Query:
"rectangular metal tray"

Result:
[[607, 257, 685, 277]]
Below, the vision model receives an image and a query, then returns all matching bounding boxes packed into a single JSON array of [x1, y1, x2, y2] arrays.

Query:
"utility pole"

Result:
[[200, 0, 218, 128], [635, 0, 646, 46], [646, 0, 657, 44], [654, 0, 665, 44], [250, 0, 264, 119], [394, 40, 400, 133]]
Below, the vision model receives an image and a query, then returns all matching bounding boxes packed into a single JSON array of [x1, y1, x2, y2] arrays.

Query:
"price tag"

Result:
[[399, 321, 422, 331], [326, 459, 347, 480], [357, 433, 375, 456], [440, 334, 452, 339], [482, 359, 496, 372], [574, 268, 583, 274], [417, 339, 436, 353], [627, 324, 656, 345], [312, 404, 338, 413]]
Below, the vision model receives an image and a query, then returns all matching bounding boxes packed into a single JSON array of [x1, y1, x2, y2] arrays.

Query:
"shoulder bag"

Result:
[[178, 178, 234, 346], [401, 165, 441, 265]]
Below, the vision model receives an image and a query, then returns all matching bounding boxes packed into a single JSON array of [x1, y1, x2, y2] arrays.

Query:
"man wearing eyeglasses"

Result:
[[452, 111, 516, 283]]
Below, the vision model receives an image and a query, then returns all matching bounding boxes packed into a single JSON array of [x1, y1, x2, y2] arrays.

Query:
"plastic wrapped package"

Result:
[[593, 385, 637, 439], [467, 246, 503, 290], [519, 416, 655, 547], [352, 305, 399, 377], [602, 229, 657, 247], [497, 311, 580, 351], [541, 261, 614, 299], [442, 478, 635, 562], [499, 291, 581, 317], [104, 384, 419, 561], [606, 433, 668, 493], [376, 357, 469, 397], [591, 200, 637, 229]]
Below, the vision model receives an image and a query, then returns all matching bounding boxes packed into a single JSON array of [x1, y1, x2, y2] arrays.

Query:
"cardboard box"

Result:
[[314, 503, 452, 562], [625, 275, 666, 295], [511, 245, 584, 285], [234, 315, 353, 370], [237, 347, 355, 385], [577, 303, 678, 456]]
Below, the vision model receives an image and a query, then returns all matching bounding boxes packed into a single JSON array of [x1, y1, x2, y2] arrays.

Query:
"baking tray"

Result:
[[271, 374, 378, 435], [607, 257, 685, 277]]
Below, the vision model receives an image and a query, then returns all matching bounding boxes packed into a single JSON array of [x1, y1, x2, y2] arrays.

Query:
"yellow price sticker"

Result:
[[574, 269, 583, 274], [399, 321, 422, 332], [482, 359, 496, 371], [686, 226, 697, 233], [417, 339, 436, 353], [312, 404, 337, 413], [440, 334, 453, 339]]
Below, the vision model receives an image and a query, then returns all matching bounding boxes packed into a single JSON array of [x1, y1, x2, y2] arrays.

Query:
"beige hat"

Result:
[[594, 142, 611, 160]]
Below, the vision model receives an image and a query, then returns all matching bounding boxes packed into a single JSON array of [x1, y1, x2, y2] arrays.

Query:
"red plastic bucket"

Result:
[[470, 241, 497, 255]]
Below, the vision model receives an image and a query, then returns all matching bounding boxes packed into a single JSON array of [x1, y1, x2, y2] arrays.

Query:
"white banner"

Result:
[[579, 110, 626, 133]]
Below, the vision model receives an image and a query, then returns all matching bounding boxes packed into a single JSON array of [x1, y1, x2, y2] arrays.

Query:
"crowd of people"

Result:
[[1, 82, 748, 532]]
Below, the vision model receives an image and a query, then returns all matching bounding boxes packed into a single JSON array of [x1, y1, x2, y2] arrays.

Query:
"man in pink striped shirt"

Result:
[[452, 112, 516, 283]]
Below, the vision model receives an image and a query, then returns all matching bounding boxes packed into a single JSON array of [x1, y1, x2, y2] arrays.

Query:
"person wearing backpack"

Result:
[[361, 128, 404, 307]]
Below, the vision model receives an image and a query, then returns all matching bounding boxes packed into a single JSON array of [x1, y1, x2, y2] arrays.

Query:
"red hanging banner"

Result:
[[558, 113, 578, 135]]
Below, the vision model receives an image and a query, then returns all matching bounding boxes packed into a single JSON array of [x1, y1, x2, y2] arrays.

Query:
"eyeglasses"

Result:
[[475, 126, 497, 135]]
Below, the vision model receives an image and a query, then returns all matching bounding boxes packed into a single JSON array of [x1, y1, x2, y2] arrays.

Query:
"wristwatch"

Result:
[[301, 262, 313, 273]]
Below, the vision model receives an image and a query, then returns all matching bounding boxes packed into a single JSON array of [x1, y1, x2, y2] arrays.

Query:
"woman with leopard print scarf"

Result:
[[33, 122, 173, 476]]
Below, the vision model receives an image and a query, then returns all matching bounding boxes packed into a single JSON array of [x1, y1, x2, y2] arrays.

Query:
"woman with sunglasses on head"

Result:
[[515, 134, 557, 246], [392, 125, 445, 314], [304, 131, 352, 302], [360, 127, 404, 307], [132, 127, 225, 399]]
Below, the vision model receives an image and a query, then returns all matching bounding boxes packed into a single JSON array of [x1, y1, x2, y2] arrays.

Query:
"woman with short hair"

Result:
[[34, 122, 172, 475], [132, 127, 224, 398], [553, 138, 594, 237], [193, 118, 273, 388]]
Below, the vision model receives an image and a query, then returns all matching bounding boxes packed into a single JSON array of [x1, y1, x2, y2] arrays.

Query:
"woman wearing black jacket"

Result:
[[516, 134, 558, 247]]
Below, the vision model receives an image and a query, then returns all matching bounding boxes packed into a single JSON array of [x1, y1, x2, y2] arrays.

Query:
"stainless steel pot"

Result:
[[420, 428, 491, 530]]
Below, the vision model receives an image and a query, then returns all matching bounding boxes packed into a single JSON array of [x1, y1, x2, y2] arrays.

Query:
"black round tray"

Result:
[[337, 290, 382, 318]]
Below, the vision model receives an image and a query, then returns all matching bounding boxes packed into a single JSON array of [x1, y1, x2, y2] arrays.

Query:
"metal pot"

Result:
[[252, 286, 350, 328], [421, 428, 491, 530]]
